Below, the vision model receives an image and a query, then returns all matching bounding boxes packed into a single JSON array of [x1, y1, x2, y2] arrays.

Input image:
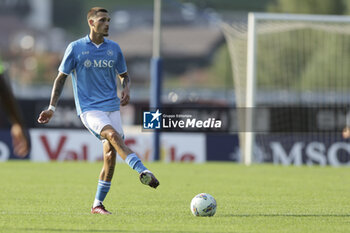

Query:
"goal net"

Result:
[[222, 13, 350, 165]]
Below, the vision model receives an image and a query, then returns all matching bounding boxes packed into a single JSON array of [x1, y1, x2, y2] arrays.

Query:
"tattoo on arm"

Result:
[[50, 73, 67, 107], [119, 73, 130, 89], [106, 165, 115, 180]]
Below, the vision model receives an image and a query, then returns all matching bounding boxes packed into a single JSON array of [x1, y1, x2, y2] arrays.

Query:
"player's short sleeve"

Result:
[[58, 42, 76, 75], [116, 46, 127, 74]]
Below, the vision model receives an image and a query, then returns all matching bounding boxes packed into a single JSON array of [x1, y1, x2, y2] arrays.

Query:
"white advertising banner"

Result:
[[160, 133, 206, 163], [29, 129, 206, 162], [30, 129, 103, 162]]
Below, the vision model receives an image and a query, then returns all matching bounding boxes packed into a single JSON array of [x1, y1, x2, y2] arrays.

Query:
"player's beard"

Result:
[[103, 32, 109, 37]]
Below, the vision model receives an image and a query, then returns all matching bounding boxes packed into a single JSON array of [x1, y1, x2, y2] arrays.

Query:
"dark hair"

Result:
[[87, 7, 108, 20]]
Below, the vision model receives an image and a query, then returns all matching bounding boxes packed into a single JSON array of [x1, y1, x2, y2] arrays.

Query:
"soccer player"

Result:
[[0, 58, 30, 157], [37, 7, 159, 215]]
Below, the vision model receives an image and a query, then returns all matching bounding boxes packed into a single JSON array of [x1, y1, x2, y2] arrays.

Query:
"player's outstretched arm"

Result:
[[0, 73, 26, 129], [38, 72, 68, 124], [119, 72, 130, 106], [0, 73, 30, 157]]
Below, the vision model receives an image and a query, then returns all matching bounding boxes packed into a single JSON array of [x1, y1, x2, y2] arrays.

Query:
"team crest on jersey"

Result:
[[84, 59, 92, 68], [107, 50, 113, 56]]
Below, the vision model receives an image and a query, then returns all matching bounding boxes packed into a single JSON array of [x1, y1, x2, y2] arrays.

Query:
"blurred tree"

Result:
[[53, 0, 84, 34], [255, 29, 350, 91], [0, 1, 31, 17], [181, 0, 270, 11], [53, 0, 152, 36], [257, 29, 315, 89], [163, 44, 232, 89], [268, 0, 346, 15], [262, 0, 350, 91], [345, 0, 350, 14], [208, 44, 233, 88], [300, 33, 350, 90]]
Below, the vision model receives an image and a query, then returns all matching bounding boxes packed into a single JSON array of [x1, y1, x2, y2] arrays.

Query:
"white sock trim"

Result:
[[93, 199, 102, 208]]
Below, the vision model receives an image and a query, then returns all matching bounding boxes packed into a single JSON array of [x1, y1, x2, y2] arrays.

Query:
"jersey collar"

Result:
[[84, 35, 91, 44], [84, 35, 106, 45]]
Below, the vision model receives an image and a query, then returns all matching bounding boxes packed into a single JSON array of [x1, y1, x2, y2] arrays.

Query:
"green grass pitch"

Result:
[[0, 162, 349, 233]]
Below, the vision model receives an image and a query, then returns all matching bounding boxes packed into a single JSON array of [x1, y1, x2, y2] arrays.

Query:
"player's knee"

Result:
[[105, 130, 117, 140]]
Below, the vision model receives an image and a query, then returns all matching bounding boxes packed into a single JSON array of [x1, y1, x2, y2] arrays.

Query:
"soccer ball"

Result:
[[190, 193, 217, 217]]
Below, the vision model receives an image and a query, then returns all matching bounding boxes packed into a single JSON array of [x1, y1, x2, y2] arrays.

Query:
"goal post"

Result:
[[222, 12, 350, 166]]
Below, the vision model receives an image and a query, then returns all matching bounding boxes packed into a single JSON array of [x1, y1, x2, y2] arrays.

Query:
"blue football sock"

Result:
[[125, 153, 147, 173], [94, 180, 111, 204]]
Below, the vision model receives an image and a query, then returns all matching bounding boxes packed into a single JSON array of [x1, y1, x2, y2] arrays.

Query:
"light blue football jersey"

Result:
[[59, 35, 127, 115]]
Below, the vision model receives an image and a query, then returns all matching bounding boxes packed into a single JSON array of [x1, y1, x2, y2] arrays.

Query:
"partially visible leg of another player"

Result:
[[91, 124, 159, 215]]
